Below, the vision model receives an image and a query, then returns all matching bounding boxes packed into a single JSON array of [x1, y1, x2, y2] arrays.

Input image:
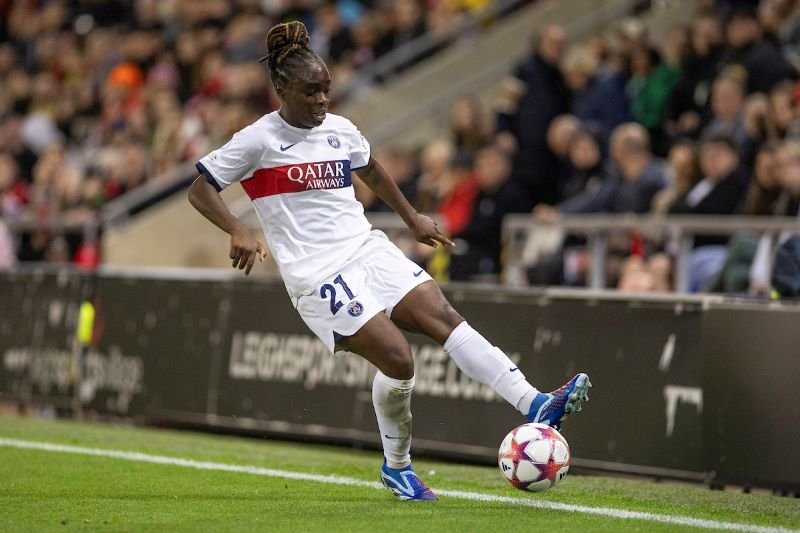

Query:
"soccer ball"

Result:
[[498, 422, 570, 492]]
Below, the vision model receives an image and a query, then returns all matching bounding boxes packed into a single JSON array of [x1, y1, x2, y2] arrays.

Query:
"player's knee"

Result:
[[383, 346, 414, 380]]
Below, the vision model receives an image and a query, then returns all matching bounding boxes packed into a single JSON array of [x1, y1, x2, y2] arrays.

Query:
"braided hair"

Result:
[[259, 21, 322, 91]]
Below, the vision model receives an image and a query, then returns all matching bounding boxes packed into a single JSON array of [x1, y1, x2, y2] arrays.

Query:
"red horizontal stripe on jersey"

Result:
[[241, 160, 352, 200]]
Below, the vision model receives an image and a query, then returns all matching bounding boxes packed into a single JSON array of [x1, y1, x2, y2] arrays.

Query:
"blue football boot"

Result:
[[527, 373, 591, 429], [380, 459, 437, 501]]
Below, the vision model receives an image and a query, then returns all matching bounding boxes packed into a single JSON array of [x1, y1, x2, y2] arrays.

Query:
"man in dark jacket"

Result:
[[495, 25, 570, 209], [722, 8, 797, 94], [664, 13, 726, 138], [449, 146, 530, 281], [668, 135, 747, 229]]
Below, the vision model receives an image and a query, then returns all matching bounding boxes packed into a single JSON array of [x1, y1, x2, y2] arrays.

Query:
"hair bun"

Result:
[[261, 21, 310, 64]]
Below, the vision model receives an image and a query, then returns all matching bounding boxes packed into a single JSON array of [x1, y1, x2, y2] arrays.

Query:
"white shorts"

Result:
[[294, 230, 433, 353]]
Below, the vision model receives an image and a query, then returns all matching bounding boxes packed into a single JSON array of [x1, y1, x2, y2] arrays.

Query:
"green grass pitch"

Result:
[[0, 414, 797, 532]]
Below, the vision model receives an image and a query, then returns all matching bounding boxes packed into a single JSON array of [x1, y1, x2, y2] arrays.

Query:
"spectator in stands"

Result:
[[664, 13, 725, 139], [767, 80, 800, 139], [748, 140, 800, 295], [651, 140, 701, 214], [619, 141, 701, 293], [415, 140, 455, 214], [536, 123, 665, 217], [723, 7, 797, 94], [546, 114, 581, 200], [742, 92, 771, 147], [312, 4, 355, 65], [449, 146, 528, 281], [0, 153, 25, 219], [629, 26, 689, 155], [562, 44, 632, 142], [546, 114, 581, 162], [628, 45, 657, 110], [668, 134, 747, 217], [426, 0, 470, 42], [438, 151, 478, 237], [701, 70, 750, 151], [559, 126, 608, 202], [450, 95, 490, 157], [617, 17, 649, 52], [703, 139, 772, 294], [771, 140, 800, 218], [357, 146, 418, 212], [350, 15, 381, 70], [380, 146, 419, 210], [668, 134, 748, 291], [495, 25, 570, 208], [742, 142, 781, 216], [764, 0, 800, 69], [377, 0, 429, 70]]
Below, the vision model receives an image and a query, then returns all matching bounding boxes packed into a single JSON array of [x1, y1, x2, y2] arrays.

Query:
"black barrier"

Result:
[[701, 304, 800, 492], [0, 269, 797, 491], [84, 274, 232, 416], [0, 268, 88, 408]]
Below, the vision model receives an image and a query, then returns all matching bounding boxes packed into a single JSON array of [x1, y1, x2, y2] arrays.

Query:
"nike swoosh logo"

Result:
[[381, 471, 416, 497], [384, 434, 403, 440], [280, 143, 298, 151], [413, 270, 424, 277], [509, 367, 519, 372]]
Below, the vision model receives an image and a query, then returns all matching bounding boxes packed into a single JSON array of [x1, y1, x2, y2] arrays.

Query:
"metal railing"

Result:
[[502, 214, 800, 292], [236, 210, 800, 294]]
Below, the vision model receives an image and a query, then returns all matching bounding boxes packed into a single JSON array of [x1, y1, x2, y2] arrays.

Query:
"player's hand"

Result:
[[229, 229, 266, 276], [409, 213, 454, 248]]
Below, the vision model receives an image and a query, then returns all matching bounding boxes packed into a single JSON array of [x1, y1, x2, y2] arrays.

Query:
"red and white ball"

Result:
[[498, 422, 570, 492]]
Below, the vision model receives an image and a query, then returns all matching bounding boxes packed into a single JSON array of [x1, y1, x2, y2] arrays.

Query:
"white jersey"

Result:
[[196, 111, 373, 298]]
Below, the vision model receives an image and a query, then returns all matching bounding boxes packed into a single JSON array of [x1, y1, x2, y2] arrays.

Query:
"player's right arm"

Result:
[[187, 176, 265, 276]]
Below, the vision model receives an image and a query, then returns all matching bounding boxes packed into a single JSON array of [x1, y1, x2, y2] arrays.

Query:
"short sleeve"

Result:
[[343, 120, 371, 170], [196, 129, 259, 191]]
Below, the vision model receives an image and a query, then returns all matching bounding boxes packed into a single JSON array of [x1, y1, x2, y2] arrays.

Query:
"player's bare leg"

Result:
[[391, 281, 591, 429], [340, 313, 436, 501]]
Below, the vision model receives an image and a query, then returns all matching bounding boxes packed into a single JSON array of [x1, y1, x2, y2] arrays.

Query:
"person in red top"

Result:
[[438, 151, 479, 235]]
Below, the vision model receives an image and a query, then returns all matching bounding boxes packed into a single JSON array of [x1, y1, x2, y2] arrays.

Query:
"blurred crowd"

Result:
[[4, 0, 800, 296], [355, 0, 800, 295], [0, 0, 487, 268]]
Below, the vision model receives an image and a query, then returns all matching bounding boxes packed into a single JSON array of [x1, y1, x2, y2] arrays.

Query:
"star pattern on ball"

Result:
[[500, 428, 530, 489], [537, 453, 562, 484]]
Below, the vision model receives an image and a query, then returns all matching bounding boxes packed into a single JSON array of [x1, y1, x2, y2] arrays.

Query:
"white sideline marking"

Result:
[[0, 438, 793, 533]]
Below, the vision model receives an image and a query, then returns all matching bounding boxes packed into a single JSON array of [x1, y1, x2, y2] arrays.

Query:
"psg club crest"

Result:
[[327, 135, 341, 149], [347, 301, 364, 317]]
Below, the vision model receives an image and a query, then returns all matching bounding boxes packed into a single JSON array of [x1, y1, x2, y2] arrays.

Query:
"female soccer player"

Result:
[[188, 21, 590, 501]]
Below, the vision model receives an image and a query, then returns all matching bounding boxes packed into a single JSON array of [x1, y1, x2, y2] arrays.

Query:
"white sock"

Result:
[[443, 321, 537, 415], [372, 371, 414, 469]]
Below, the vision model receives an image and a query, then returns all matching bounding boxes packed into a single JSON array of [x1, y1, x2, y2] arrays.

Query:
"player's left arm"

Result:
[[355, 156, 453, 248]]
